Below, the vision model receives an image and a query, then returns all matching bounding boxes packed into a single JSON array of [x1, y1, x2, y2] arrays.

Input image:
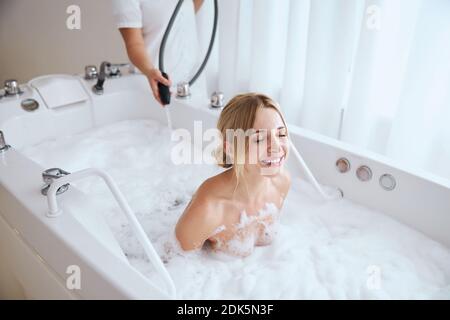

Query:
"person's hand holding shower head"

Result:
[[146, 68, 172, 106], [116, 0, 210, 107], [118, 28, 172, 107]]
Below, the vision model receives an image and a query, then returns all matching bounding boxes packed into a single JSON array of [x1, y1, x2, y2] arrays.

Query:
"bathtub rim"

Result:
[[0, 73, 449, 299]]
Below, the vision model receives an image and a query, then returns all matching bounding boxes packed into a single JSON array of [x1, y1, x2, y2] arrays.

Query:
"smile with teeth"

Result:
[[260, 155, 285, 167]]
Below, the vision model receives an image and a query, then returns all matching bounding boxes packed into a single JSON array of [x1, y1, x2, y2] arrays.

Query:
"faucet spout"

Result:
[[92, 62, 131, 95], [92, 61, 111, 95]]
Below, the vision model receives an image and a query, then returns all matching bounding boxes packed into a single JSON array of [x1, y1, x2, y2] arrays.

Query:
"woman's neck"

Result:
[[225, 167, 275, 205]]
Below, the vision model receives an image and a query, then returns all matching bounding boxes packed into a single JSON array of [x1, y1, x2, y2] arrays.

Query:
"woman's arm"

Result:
[[175, 187, 222, 251], [119, 28, 171, 105], [193, 0, 204, 13]]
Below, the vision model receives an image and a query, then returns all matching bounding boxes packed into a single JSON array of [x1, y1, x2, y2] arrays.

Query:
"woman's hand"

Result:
[[145, 68, 172, 106], [119, 28, 173, 107]]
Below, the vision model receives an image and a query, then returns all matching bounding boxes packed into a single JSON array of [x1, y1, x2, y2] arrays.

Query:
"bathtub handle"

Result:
[[45, 167, 177, 299]]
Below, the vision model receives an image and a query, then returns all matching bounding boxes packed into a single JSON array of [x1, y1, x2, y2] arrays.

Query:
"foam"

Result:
[[21, 119, 450, 299]]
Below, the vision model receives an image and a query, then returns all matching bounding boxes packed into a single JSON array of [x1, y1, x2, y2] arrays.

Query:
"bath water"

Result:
[[21, 119, 450, 299]]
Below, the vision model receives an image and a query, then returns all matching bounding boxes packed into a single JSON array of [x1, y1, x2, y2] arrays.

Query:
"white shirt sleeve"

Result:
[[112, 0, 143, 29]]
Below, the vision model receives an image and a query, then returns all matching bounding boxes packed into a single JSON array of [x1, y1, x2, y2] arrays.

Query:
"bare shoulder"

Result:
[[181, 177, 225, 225], [192, 176, 226, 214], [175, 174, 226, 250]]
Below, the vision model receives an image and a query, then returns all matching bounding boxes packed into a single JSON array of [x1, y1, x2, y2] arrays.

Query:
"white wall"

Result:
[[0, 0, 128, 84]]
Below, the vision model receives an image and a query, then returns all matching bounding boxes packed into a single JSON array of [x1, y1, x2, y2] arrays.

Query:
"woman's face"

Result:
[[246, 107, 289, 176]]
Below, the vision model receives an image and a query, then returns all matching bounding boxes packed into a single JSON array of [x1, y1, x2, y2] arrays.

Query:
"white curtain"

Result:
[[197, 0, 450, 181]]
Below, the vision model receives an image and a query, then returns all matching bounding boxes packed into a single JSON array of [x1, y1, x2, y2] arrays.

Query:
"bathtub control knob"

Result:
[[211, 91, 224, 109], [176, 82, 191, 99], [356, 165, 372, 182], [84, 65, 98, 80], [21, 98, 39, 112], [335, 157, 351, 173], [107, 65, 121, 78], [379, 173, 396, 191], [4, 79, 23, 96], [41, 168, 71, 196]]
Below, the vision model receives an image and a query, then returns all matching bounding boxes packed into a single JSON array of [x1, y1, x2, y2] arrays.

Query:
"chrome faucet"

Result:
[[210, 91, 224, 108], [92, 62, 130, 95], [2, 79, 24, 98], [84, 65, 98, 80], [0, 130, 11, 153], [41, 168, 70, 196]]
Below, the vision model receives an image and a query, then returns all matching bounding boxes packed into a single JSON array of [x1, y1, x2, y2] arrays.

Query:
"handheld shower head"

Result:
[[158, 0, 219, 105]]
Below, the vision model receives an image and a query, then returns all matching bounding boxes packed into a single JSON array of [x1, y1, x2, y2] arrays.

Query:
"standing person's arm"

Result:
[[119, 28, 171, 106], [193, 0, 204, 13]]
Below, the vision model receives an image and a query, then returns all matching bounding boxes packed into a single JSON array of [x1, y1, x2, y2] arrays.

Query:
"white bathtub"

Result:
[[0, 72, 449, 299]]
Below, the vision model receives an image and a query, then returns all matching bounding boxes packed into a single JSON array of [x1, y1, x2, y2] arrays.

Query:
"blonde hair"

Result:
[[215, 93, 288, 193]]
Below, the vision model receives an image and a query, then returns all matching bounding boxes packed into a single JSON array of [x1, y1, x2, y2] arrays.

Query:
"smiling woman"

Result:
[[175, 93, 291, 256]]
